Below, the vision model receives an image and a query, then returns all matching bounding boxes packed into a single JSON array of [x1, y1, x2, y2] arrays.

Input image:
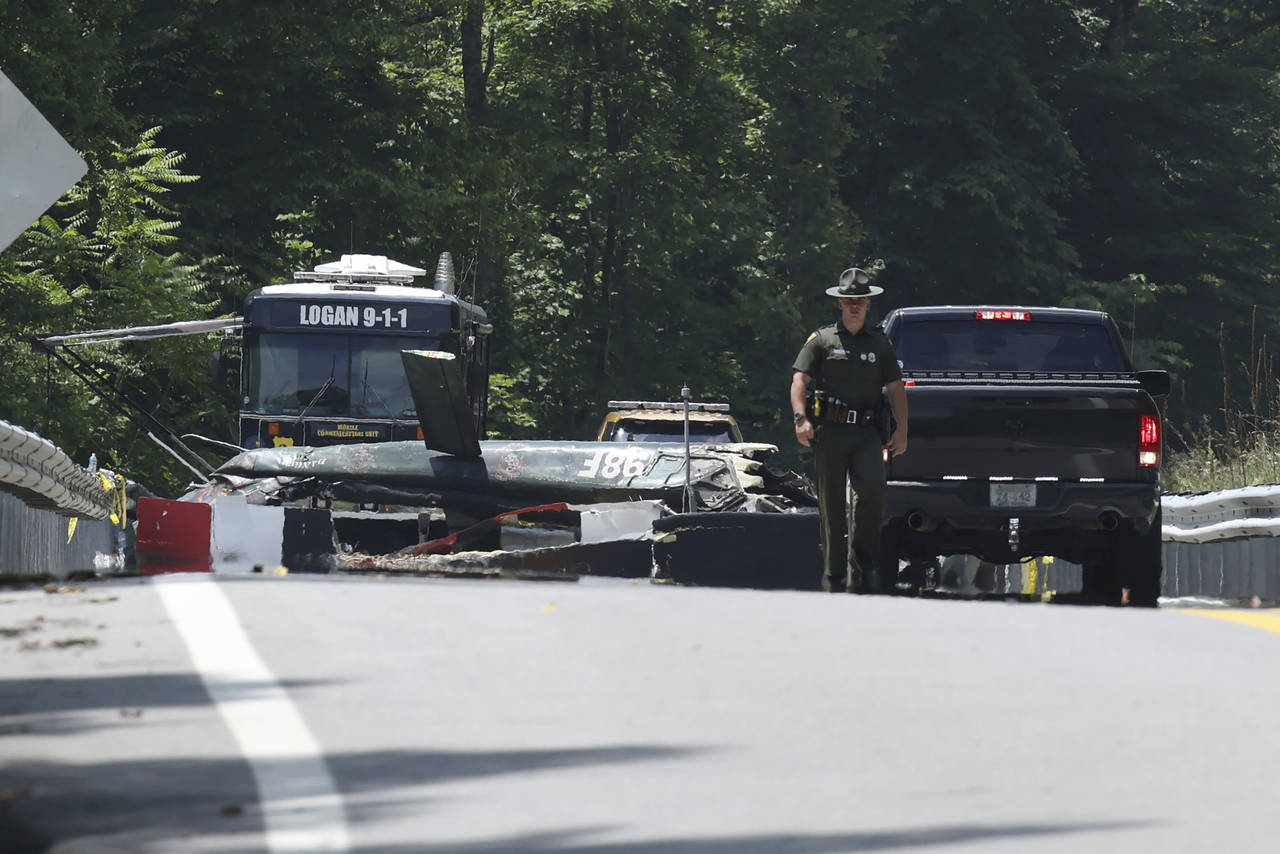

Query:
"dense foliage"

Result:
[[2, 1, 1278, 494]]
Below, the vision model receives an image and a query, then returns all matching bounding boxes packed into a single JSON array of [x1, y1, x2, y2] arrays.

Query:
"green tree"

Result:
[[0, 128, 229, 494], [1058, 0, 1280, 429], [837, 0, 1084, 311]]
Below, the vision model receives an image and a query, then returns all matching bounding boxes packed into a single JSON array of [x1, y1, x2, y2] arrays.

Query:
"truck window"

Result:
[[893, 320, 1125, 372], [615, 422, 734, 443]]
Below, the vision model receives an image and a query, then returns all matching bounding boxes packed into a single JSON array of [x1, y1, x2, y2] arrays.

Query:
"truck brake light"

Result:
[[976, 310, 1031, 321], [1138, 413, 1160, 467]]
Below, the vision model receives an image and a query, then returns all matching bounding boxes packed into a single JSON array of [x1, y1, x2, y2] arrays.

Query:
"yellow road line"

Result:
[[1182, 609, 1280, 636]]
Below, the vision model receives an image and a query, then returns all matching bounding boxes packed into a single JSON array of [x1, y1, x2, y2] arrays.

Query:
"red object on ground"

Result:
[[135, 497, 212, 574], [406, 502, 570, 555]]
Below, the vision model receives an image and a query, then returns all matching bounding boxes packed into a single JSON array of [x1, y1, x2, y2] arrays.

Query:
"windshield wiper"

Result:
[[297, 358, 339, 424], [296, 376, 335, 423], [360, 361, 393, 417]]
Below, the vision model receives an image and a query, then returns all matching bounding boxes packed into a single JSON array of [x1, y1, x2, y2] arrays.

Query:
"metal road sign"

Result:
[[0, 69, 87, 253]]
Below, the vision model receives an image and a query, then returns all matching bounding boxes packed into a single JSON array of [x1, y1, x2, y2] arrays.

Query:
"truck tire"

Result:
[[1124, 505, 1163, 608], [1080, 506, 1163, 607], [1080, 559, 1122, 605]]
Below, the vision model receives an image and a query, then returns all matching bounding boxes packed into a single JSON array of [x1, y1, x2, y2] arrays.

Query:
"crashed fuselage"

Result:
[[185, 439, 813, 521]]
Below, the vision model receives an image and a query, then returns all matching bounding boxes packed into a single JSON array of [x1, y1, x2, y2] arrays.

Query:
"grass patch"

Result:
[[1165, 427, 1280, 493], [1164, 313, 1280, 494]]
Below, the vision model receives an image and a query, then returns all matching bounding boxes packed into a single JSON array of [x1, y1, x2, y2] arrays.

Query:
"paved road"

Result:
[[2, 573, 1278, 853]]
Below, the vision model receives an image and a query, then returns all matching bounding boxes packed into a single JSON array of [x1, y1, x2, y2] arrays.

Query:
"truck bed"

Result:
[[889, 375, 1156, 483]]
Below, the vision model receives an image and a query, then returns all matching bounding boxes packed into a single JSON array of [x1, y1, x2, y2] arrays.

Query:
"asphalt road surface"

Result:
[[2, 572, 1278, 854]]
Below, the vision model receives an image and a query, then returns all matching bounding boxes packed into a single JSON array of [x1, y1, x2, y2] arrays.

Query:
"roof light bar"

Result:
[[607, 400, 731, 412]]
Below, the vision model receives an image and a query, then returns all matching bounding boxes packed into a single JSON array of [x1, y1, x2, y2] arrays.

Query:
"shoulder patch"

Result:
[[805, 331, 818, 345]]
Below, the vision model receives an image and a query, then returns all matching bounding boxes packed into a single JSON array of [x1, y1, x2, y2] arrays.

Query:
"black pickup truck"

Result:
[[879, 306, 1170, 605]]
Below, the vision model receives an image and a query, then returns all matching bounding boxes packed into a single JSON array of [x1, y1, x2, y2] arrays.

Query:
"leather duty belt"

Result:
[[809, 391, 879, 426], [825, 407, 877, 426]]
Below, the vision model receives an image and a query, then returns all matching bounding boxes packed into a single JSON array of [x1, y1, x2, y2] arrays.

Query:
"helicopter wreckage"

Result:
[[169, 438, 821, 587], [137, 351, 823, 589]]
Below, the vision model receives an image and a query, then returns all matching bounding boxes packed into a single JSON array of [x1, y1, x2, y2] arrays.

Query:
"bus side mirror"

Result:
[[1136, 370, 1170, 398], [211, 349, 240, 389]]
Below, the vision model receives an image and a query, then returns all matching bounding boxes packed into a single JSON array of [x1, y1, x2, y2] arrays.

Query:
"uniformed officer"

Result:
[[790, 267, 908, 593]]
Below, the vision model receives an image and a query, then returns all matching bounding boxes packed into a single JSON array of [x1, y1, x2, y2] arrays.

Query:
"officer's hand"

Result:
[[795, 417, 814, 447], [888, 427, 907, 457]]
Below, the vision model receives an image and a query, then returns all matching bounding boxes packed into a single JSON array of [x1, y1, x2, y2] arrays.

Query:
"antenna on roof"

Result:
[[434, 252, 456, 295], [1131, 290, 1137, 358]]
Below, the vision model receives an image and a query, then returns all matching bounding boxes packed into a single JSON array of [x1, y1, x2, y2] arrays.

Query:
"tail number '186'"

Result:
[[577, 448, 654, 480]]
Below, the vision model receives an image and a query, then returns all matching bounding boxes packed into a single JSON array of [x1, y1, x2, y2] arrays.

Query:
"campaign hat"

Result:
[[825, 267, 883, 298]]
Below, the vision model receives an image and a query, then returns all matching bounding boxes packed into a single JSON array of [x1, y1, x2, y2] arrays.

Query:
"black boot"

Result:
[[852, 552, 886, 594]]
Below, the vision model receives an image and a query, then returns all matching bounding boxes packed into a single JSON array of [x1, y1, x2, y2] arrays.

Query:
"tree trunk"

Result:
[[783, 30, 814, 289], [1102, 0, 1140, 56], [461, 0, 496, 301], [590, 9, 633, 388], [462, 0, 486, 124]]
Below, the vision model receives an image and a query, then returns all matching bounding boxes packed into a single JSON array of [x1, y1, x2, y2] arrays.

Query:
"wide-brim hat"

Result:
[[825, 267, 883, 298]]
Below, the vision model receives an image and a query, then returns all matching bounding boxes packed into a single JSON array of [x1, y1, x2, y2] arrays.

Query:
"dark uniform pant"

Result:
[[813, 422, 886, 592]]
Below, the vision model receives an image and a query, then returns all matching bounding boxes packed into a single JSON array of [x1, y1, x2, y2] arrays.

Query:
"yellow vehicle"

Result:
[[597, 400, 744, 443]]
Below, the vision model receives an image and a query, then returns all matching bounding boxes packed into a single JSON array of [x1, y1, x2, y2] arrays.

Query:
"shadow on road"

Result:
[[0, 743, 710, 854], [0, 672, 333, 720], [325, 821, 1151, 854]]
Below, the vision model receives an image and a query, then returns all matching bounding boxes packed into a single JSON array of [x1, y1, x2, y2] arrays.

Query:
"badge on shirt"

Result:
[[831, 348, 848, 357], [860, 351, 877, 363]]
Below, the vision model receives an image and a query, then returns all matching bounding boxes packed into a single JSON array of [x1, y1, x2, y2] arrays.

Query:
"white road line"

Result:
[[155, 576, 351, 853]]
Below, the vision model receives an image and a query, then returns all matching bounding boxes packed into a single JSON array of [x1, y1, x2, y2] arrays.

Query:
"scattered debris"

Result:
[[51, 637, 98, 648], [42, 584, 86, 595]]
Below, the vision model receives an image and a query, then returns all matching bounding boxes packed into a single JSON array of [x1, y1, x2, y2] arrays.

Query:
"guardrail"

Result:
[[1162, 487, 1280, 542], [0, 490, 117, 578], [0, 419, 115, 519], [0, 420, 125, 579], [1160, 487, 1280, 600]]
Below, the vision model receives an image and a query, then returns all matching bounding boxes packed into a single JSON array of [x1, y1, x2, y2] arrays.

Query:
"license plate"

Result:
[[990, 482, 1036, 508]]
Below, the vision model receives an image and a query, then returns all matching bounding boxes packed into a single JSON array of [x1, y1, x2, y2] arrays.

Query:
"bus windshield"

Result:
[[245, 332, 437, 418]]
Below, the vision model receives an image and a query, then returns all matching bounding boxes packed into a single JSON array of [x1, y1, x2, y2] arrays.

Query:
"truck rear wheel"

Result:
[[1080, 558, 1123, 605], [1080, 507, 1163, 607], [1124, 506, 1163, 608]]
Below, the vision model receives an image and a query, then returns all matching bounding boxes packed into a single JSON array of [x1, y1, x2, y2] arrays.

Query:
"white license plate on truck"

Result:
[[990, 483, 1036, 508]]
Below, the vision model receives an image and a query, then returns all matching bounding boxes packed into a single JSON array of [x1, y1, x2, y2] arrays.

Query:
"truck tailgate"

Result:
[[889, 381, 1153, 482]]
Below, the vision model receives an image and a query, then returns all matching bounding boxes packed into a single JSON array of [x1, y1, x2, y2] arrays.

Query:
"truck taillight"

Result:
[[1139, 413, 1160, 467], [976, 310, 1031, 321]]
